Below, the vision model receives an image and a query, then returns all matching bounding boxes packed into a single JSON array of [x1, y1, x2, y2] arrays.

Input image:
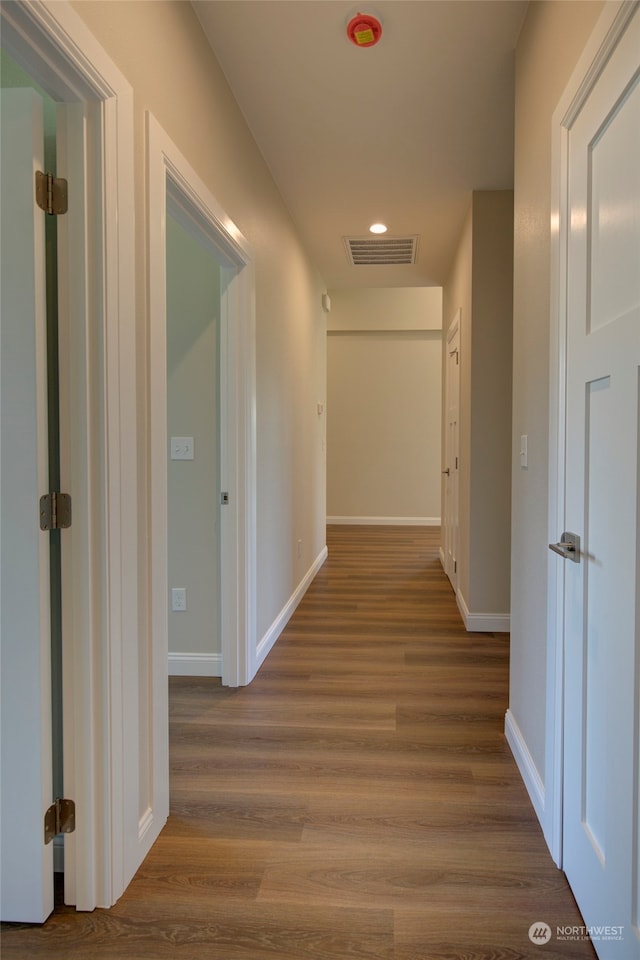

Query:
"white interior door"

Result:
[[0, 87, 54, 923], [559, 8, 640, 953], [443, 314, 460, 589]]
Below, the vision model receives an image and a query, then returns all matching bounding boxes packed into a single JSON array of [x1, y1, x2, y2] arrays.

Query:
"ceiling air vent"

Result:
[[344, 235, 418, 266]]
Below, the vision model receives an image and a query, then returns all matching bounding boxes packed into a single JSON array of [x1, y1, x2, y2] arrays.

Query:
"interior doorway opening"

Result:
[[146, 110, 257, 708], [165, 207, 223, 678]]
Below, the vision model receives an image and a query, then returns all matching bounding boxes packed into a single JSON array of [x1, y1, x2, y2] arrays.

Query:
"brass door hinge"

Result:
[[35, 170, 68, 215], [44, 798, 75, 844], [40, 492, 72, 530]]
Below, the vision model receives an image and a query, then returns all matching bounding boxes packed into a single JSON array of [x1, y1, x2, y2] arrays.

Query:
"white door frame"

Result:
[[146, 113, 257, 691], [0, 0, 138, 909], [546, 0, 639, 867]]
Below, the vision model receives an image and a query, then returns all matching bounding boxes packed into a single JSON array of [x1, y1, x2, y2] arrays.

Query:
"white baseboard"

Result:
[[168, 652, 222, 677], [439, 546, 446, 569], [504, 708, 545, 826], [456, 589, 510, 633], [255, 545, 329, 671], [327, 516, 441, 526]]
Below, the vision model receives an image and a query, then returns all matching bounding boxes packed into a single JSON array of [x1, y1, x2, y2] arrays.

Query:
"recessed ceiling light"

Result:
[[369, 223, 387, 234]]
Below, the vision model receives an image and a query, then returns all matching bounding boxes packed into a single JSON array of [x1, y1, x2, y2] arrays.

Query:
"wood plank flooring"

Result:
[[1, 526, 595, 959]]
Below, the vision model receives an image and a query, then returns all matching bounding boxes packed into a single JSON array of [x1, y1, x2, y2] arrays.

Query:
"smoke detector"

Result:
[[346, 12, 383, 48]]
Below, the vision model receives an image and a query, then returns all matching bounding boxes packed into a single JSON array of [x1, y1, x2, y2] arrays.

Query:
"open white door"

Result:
[[555, 6, 640, 953], [0, 87, 54, 923], [1, 0, 146, 911]]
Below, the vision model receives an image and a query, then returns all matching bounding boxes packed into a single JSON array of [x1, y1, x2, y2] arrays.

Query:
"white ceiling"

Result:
[[193, 1, 528, 289]]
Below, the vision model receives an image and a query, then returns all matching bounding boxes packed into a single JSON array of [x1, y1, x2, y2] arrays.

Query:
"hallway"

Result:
[[2, 526, 594, 959]]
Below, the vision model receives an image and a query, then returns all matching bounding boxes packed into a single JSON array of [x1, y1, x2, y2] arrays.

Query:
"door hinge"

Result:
[[221, 491, 229, 505], [44, 798, 75, 844], [40, 492, 72, 530], [454, 560, 457, 573], [35, 170, 68, 216]]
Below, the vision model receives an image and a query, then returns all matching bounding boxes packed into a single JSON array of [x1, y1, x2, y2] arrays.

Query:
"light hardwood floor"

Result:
[[2, 525, 595, 959]]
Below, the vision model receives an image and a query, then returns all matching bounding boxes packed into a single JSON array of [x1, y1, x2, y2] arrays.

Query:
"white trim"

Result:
[[168, 653, 222, 678], [146, 113, 257, 693], [505, 709, 545, 825], [546, 0, 638, 868], [327, 516, 441, 526], [256, 547, 329, 672], [439, 546, 446, 569], [0, 0, 138, 911], [456, 591, 510, 633]]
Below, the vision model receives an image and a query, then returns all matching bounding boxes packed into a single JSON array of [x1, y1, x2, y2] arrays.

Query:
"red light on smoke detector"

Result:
[[346, 13, 382, 48]]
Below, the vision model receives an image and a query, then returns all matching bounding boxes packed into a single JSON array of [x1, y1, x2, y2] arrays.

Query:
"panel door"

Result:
[[0, 87, 54, 923], [561, 9, 640, 954]]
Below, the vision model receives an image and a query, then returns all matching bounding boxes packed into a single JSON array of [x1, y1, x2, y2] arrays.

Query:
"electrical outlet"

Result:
[[171, 587, 187, 611]]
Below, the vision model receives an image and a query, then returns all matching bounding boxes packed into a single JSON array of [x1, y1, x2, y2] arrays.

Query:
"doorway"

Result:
[[166, 210, 222, 677], [146, 111, 257, 704]]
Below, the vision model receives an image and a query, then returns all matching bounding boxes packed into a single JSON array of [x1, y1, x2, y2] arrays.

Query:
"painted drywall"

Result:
[[326, 288, 442, 522], [443, 208, 473, 604], [166, 213, 220, 663], [70, 1, 327, 659], [442, 191, 513, 621], [510, 1, 605, 782], [327, 287, 442, 332], [469, 191, 513, 614]]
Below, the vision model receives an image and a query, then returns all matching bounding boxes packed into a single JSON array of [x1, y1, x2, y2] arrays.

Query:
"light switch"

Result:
[[170, 436, 194, 460], [520, 434, 528, 468]]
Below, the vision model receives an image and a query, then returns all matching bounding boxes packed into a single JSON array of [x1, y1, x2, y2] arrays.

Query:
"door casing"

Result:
[[146, 111, 257, 697]]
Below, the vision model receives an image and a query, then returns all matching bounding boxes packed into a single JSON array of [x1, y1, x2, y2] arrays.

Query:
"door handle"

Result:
[[442, 468, 450, 476], [549, 531, 580, 563]]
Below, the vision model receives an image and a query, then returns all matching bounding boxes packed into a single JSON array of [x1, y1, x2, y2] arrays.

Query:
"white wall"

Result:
[[326, 287, 442, 523], [510, 0, 604, 791], [166, 213, 220, 667], [70, 0, 327, 666], [442, 191, 513, 627]]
